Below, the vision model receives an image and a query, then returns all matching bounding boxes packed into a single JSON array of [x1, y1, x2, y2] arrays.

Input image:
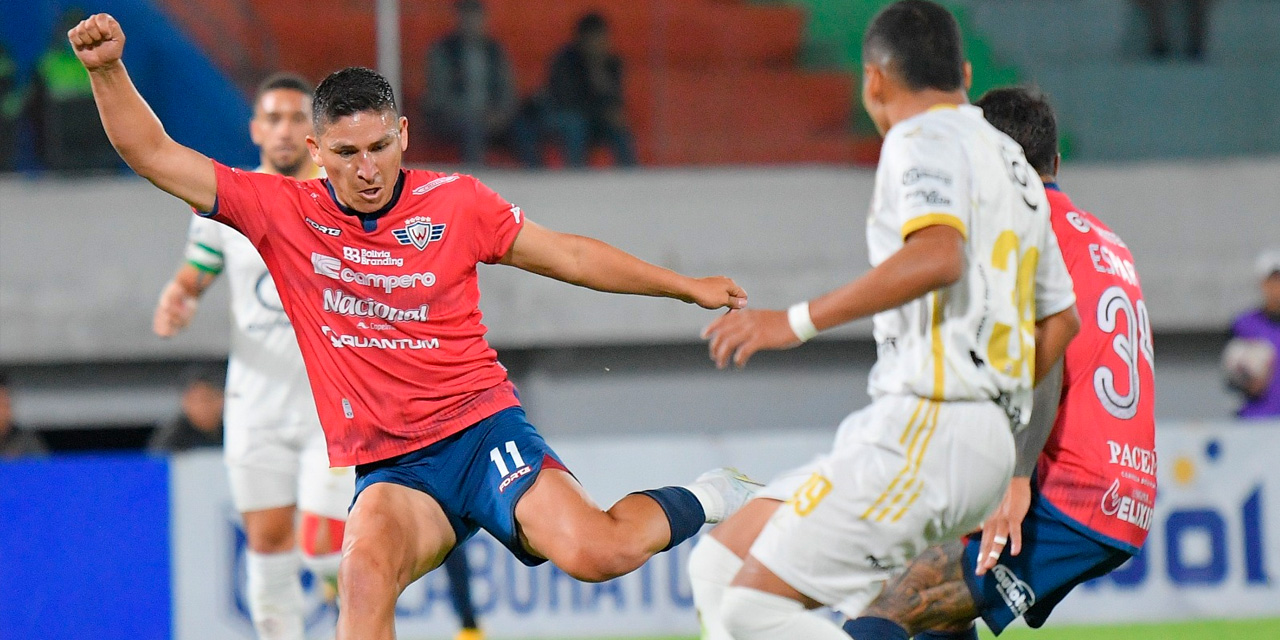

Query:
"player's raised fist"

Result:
[[686, 276, 748, 311], [67, 13, 125, 72]]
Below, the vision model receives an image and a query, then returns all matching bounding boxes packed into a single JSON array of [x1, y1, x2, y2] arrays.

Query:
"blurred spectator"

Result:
[[0, 372, 49, 459], [423, 0, 535, 166], [1223, 250, 1280, 419], [542, 13, 638, 168], [148, 367, 224, 453], [1134, 0, 1211, 60], [29, 9, 118, 172], [0, 42, 27, 172]]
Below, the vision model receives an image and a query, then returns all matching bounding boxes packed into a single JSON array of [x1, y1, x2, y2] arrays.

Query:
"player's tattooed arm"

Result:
[[862, 541, 979, 636], [500, 219, 747, 310], [68, 14, 217, 212]]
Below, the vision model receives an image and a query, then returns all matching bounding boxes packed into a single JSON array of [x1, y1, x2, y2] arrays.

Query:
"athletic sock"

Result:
[[914, 628, 978, 640], [843, 616, 910, 640], [633, 486, 706, 551], [688, 536, 744, 640], [443, 547, 479, 630], [721, 586, 849, 640], [246, 550, 306, 640]]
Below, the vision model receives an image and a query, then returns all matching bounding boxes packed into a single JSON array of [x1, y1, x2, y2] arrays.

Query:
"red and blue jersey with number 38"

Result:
[[1035, 185, 1157, 553], [201, 161, 525, 467]]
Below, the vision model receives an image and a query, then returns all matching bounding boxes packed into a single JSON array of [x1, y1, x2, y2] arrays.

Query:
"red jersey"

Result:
[[204, 162, 524, 466], [1036, 185, 1156, 552]]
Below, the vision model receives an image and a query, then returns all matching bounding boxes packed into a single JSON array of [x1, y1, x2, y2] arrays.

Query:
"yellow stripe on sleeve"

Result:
[[902, 213, 967, 241]]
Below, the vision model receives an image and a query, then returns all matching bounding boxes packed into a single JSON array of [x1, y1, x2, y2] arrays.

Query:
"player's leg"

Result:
[[227, 426, 307, 640], [514, 465, 758, 582], [442, 545, 483, 640], [690, 465, 810, 640], [851, 540, 978, 638], [297, 433, 356, 598], [337, 481, 456, 640]]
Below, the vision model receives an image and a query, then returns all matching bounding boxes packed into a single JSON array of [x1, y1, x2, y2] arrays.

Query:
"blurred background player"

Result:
[[1222, 249, 1280, 419], [69, 16, 755, 640], [847, 86, 1157, 640], [152, 73, 353, 640], [147, 366, 225, 454], [690, 3, 1079, 639]]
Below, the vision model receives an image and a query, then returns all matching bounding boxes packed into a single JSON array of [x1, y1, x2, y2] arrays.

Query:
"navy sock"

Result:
[[443, 547, 478, 629], [915, 629, 978, 640], [633, 486, 706, 551], [843, 616, 910, 640]]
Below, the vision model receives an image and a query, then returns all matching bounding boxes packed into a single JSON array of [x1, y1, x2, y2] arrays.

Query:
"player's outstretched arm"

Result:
[[153, 263, 217, 338], [703, 224, 964, 369], [68, 14, 216, 211], [499, 220, 747, 310]]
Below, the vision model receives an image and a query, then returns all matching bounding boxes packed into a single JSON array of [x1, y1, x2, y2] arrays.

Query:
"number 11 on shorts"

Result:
[[489, 440, 526, 476]]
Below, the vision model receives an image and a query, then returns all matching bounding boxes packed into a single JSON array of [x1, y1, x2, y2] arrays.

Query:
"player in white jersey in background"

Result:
[[690, 3, 1080, 639], [153, 73, 351, 640]]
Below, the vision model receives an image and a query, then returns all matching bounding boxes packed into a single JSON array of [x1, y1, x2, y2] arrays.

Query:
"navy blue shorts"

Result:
[[352, 406, 567, 567], [962, 495, 1132, 635]]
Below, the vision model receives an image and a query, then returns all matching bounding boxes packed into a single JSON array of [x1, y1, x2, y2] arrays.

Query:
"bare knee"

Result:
[[243, 507, 297, 554], [338, 542, 401, 601]]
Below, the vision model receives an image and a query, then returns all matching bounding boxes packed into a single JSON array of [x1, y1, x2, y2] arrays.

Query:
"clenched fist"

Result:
[[67, 13, 125, 72]]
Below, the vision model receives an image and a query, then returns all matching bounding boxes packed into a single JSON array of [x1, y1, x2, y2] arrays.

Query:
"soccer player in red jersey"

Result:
[[69, 15, 759, 640], [840, 87, 1156, 640]]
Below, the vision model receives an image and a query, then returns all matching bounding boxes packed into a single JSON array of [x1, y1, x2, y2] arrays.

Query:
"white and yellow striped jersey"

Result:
[[865, 105, 1075, 427]]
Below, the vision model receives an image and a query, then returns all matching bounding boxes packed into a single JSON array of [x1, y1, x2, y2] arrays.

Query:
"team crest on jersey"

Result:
[[392, 216, 446, 251]]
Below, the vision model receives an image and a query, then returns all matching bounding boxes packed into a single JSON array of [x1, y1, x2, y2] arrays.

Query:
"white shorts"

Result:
[[751, 395, 1015, 616], [224, 419, 354, 519]]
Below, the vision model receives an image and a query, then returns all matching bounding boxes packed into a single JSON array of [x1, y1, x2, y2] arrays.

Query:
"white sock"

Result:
[[246, 550, 306, 640], [301, 551, 343, 602], [721, 586, 848, 640], [689, 536, 744, 640]]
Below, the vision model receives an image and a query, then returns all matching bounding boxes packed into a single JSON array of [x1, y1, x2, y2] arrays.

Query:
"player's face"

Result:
[[1263, 273, 1280, 314], [250, 89, 314, 177], [309, 109, 409, 214]]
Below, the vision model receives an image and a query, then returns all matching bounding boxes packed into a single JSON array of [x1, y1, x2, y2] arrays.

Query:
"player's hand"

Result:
[[684, 275, 748, 311], [68, 13, 125, 72], [975, 476, 1032, 576], [153, 280, 198, 338], [702, 308, 800, 369]]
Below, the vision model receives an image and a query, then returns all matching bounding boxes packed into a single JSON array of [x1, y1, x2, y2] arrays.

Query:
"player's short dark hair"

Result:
[[312, 67, 398, 131], [0, 371, 9, 389], [863, 0, 965, 92], [256, 72, 313, 102], [577, 12, 608, 38], [975, 86, 1059, 177]]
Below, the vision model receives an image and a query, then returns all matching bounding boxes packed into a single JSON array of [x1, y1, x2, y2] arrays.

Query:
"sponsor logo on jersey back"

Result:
[[1100, 479, 1154, 531], [393, 216, 446, 251]]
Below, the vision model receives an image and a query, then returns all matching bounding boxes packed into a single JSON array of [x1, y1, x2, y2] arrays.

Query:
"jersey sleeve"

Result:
[[882, 130, 972, 240], [195, 161, 285, 246], [1034, 217, 1077, 319], [183, 215, 226, 275], [471, 178, 526, 264]]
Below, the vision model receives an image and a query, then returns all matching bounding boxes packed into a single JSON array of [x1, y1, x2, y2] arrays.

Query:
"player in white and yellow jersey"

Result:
[[153, 73, 351, 640], [689, 3, 1080, 639]]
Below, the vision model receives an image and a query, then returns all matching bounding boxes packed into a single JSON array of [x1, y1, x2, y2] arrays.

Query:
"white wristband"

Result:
[[787, 301, 819, 342]]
